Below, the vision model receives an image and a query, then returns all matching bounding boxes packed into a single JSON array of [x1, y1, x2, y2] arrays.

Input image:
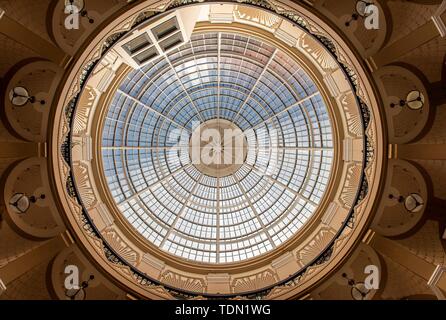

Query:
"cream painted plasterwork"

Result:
[[51, 0, 384, 300]]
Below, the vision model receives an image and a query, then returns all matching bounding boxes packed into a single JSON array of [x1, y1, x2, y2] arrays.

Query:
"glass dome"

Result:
[[100, 31, 334, 264], [55, 0, 385, 299]]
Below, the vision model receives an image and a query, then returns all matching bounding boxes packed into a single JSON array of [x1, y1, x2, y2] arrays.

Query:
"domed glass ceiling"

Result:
[[101, 31, 333, 264]]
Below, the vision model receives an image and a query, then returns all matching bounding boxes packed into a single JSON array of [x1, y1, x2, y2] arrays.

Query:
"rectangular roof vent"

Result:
[[114, 7, 201, 69], [123, 33, 152, 55], [134, 47, 158, 65], [152, 17, 180, 40], [159, 32, 184, 52]]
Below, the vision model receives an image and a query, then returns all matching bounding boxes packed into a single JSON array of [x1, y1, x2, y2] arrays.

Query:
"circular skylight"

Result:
[[101, 31, 334, 264]]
